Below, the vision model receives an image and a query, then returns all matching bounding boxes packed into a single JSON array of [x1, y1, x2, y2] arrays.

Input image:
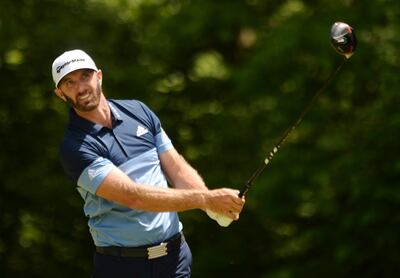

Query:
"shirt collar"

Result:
[[68, 101, 123, 134], [109, 102, 123, 122]]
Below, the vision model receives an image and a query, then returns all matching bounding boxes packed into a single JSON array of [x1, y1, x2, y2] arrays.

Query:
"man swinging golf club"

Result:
[[52, 49, 245, 278]]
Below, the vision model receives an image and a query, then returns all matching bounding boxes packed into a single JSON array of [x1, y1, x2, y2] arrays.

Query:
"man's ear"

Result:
[[54, 88, 67, 102], [97, 69, 103, 85]]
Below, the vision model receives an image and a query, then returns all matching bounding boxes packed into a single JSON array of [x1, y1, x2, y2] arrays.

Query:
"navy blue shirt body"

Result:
[[60, 99, 181, 247]]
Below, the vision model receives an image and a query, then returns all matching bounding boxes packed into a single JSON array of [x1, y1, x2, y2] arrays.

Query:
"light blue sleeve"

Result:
[[77, 157, 116, 194], [155, 128, 173, 154]]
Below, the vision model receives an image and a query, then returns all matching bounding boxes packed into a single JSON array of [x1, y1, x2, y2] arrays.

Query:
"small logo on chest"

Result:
[[136, 125, 149, 137]]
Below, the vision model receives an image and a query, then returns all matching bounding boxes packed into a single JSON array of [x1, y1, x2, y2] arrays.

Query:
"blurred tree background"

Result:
[[1, 0, 399, 277]]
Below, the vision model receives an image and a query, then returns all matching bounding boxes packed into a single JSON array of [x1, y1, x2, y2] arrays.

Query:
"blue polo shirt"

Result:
[[59, 99, 182, 247]]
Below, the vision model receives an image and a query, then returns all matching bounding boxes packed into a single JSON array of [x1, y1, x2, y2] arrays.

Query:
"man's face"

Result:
[[55, 69, 102, 112]]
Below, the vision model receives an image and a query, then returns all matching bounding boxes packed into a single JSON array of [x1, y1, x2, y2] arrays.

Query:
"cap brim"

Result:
[[55, 66, 98, 87]]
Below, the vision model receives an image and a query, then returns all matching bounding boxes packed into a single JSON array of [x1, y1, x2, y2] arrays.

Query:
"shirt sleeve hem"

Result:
[[155, 129, 173, 154], [77, 158, 116, 194]]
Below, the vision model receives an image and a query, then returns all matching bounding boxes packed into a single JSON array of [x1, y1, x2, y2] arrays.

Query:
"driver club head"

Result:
[[330, 22, 357, 59]]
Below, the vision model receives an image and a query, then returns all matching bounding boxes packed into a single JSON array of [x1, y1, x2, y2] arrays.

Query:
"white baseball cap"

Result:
[[52, 49, 98, 87]]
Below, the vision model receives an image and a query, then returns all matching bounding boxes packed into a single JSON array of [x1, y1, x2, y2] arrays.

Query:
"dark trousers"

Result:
[[92, 241, 192, 278]]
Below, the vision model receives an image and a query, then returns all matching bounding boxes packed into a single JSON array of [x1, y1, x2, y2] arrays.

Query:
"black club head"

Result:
[[330, 22, 357, 59]]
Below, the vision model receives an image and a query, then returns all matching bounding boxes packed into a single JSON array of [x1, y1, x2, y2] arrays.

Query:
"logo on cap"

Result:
[[56, 58, 86, 73]]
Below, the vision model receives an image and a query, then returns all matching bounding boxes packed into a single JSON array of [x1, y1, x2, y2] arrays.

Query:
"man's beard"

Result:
[[65, 81, 102, 112]]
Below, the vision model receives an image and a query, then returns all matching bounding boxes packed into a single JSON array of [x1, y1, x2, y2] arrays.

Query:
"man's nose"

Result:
[[76, 80, 86, 93]]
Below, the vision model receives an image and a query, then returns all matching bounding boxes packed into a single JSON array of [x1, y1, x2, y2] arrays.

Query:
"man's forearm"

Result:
[[96, 167, 208, 212], [96, 167, 243, 219], [172, 158, 207, 190], [159, 148, 208, 190]]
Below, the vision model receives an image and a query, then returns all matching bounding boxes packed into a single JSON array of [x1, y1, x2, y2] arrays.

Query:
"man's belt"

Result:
[[95, 232, 185, 260]]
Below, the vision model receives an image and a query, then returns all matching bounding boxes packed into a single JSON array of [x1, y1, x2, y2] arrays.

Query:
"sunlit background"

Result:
[[1, 0, 399, 277]]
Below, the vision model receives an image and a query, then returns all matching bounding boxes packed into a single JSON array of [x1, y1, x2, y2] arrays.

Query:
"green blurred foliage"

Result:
[[1, 0, 399, 277]]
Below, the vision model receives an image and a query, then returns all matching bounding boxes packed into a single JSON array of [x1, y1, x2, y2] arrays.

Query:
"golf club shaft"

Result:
[[239, 58, 347, 198]]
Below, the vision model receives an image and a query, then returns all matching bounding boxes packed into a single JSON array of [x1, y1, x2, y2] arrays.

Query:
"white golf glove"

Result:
[[206, 210, 238, 227]]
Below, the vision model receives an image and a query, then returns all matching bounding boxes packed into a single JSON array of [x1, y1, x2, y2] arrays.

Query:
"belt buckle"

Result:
[[147, 242, 168, 259]]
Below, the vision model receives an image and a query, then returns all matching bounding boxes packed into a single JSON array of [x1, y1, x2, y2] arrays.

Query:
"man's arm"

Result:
[[159, 148, 246, 224], [95, 165, 243, 219], [159, 148, 207, 190]]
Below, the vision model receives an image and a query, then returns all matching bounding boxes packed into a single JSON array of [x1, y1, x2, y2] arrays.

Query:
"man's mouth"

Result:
[[77, 92, 90, 101]]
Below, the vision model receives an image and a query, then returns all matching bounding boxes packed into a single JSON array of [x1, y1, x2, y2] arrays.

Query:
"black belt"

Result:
[[95, 232, 185, 260]]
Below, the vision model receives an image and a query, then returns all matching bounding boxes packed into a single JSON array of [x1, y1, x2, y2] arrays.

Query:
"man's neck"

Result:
[[75, 94, 112, 128]]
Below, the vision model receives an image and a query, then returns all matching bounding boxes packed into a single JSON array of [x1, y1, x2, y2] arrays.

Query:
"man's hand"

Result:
[[204, 188, 244, 220], [203, 189, 245, 227]]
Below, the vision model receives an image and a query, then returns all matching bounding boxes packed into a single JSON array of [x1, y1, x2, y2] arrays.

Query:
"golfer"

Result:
[[52, 49, 244, 278]]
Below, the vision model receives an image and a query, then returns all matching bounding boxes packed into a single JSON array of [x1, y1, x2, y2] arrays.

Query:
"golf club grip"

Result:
[[239, 161, 268, 197], [238, 188, 248, 198]]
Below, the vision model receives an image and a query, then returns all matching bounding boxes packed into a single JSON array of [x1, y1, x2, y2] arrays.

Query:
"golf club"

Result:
[[208, 22, 357, 227]]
